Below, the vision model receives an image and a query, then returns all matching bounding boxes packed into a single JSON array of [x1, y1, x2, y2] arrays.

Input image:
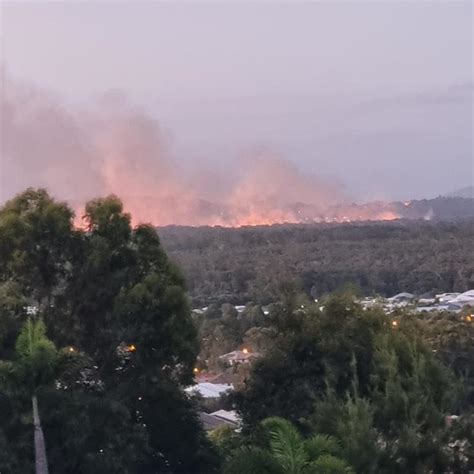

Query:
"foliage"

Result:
[[0, 188, 76, 305], [413, 310, 474, 408], [0, 189, 217, 473], [233, 291, 385, 427], [158, 220, 474, 306], [0, 281, 27, 359], [15, 318, 58, 388], [224, 416, 353, 474], [233, 292, 467, 472]]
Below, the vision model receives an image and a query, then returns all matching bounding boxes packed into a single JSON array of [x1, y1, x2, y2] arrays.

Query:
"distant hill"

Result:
[[397, 196, 474, 220], [445, 185, 474, 199], [284, 195, 474, 222]]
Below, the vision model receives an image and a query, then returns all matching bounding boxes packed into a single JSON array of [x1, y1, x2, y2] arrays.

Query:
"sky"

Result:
[[0, 1, 473, 217]]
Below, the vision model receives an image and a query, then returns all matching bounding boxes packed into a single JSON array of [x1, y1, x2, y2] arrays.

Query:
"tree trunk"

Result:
[[32, 394, 49, 474]]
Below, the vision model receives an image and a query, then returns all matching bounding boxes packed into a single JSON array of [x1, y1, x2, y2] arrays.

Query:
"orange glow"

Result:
[[242, 348, 249, 354], [72, 200, 402, 229], [65, 140, 402, 228], [193, 367, 199, 373], [391, 320, 398, 328], [127, 344, 137, 352], [466, 315, 472, 322], [5, 75, 411, 230], [375, 211, 399, 221]]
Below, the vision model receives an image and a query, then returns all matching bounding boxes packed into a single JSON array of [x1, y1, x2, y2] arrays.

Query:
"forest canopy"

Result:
[[159, 219, 474, 306]]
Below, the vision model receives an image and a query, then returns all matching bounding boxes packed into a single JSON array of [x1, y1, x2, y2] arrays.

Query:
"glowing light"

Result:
[[193, 367, 199, 373], [128, 344, 137, 352], [391, 320, 398, 328], [72, 194, 403, 229], [376, 211, 399, 221], [68, 346, 75, 353], [466, 315, 472, 323], [242, 348, 249, 354]]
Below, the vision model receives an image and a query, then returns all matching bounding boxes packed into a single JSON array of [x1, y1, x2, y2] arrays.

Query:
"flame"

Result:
[[73, 197, 401, 229], [374, 211, 399, 221]]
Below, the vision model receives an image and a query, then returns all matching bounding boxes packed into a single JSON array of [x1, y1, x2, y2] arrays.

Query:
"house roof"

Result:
[[195, 372, 235, 384], [450, 290, 474, 305], [219, 350, 261, 361], [209, 372, 235, 384], [196, 372, 218, 383], [388, 292, 415, 301], [198, 412, 237, 431], [185, 382, 233, 398], [210, 410, 240, 424]]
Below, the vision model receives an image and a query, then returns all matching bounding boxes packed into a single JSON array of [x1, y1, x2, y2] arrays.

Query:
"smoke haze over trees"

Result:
[[2, 73, 472, 227], [1, 74, 348, 227]]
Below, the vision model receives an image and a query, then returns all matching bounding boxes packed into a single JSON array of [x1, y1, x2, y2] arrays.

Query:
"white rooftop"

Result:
[[210, 410, 240, 423], [388, 292, 415, 301], [449, 290, 474, 305], [185, 383, 233, 398]]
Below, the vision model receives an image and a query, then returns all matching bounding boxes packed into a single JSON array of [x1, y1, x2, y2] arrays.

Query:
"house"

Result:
[[388, 292, 416, 303], [195, 371, 234, 385], [185, 382, 233, 398], [219, 349, 261, 366], [198, 410, 240, 432], [449, 290, 474, 307], [195, 372, 218, 383], [210, 409, 240, 424], [209, 372, 235, 384], [418, 298, 436, 306], [436, 293, 460, 303]]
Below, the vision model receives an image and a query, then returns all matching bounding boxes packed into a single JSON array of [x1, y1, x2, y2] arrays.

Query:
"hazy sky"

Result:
[[1, 1, 473, 202]]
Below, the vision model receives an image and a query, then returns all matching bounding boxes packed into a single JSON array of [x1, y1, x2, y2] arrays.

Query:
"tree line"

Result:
[[159, 219, 474, 307]]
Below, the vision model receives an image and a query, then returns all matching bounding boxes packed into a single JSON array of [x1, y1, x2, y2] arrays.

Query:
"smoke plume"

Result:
[[1, 75, 350, 226]]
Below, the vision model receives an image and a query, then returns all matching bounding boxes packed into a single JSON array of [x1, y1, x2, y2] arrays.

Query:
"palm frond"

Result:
[[262, 416, 307, 473], [306, 454, 354, 474], [304, 433, 342, 460]]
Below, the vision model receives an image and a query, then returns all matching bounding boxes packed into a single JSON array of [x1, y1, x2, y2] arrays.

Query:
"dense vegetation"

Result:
[[0, 189, 217, 473], [159, 219, 474, 306], [196, 293, 474, 473], [1, 189, 473, 473]]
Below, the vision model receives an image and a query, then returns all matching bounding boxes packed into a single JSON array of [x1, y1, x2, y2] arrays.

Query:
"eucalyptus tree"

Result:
[[0, 189, 217, 473]]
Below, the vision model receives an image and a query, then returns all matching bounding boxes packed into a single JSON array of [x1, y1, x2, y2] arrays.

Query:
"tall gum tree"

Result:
[[0, 189, 217, 473]]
